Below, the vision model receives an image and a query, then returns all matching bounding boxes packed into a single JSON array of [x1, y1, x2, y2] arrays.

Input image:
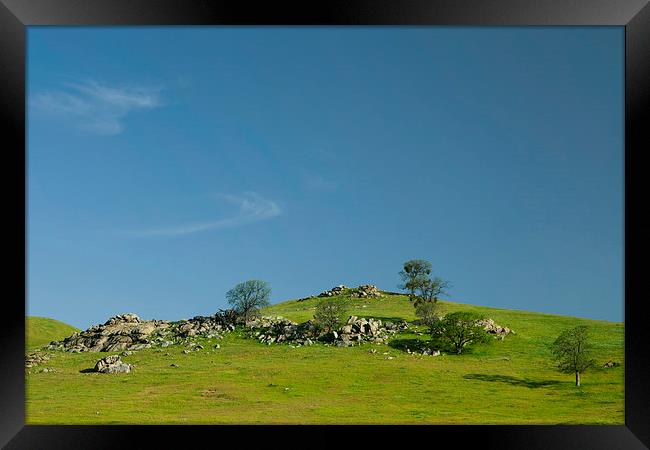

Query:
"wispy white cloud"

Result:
[[302, 173, 338, 192], [124, 192, 282, 238], [30, 80, 163, 135]]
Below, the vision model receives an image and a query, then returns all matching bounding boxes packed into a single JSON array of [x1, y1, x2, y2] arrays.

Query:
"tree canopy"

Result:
[[225, 280, 271, 322], [398, 259, 432, 300], [550, 325, 595, 386], [430, 311, 490, 354]]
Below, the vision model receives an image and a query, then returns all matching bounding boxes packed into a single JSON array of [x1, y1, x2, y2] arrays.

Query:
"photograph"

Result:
[[23, 25, 626, 425]]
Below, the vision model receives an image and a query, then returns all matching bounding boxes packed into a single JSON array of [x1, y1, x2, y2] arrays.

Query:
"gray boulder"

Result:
[[94, 355, 131, 374]]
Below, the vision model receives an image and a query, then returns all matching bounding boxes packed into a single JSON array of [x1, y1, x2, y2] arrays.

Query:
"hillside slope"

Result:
[[25, 294, 624, 424], [27, 317, 79, 350], [264, 293, 623, 358]]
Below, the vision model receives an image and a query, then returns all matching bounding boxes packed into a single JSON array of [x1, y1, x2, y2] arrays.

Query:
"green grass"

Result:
[[25, 295, 624, 424], [26, 316, 79, 351]]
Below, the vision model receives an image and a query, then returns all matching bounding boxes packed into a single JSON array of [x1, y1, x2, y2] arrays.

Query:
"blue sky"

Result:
[[27, 27, 624, 329]]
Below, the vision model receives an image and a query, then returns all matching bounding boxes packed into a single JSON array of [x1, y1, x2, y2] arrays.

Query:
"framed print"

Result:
[[1, 0, 648, 448]]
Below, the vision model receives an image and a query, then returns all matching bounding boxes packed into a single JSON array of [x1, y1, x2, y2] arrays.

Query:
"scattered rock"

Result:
[[25, 352, 50, 368], [475, 318, 513, 339], [94, 355, 131, 374]]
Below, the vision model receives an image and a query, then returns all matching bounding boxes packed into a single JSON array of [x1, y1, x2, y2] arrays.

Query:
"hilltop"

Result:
[[25, 289, 624, 424], [26, 317, 79, 350]]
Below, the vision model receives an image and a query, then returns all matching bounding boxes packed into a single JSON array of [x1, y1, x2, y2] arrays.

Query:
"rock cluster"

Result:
[[476, 318, 513, 339], [351, 285, 382, 298], [315, 284, 383, 299], [246, 314, 408, 347], [247, 316, 317, 346], [330, 316, 407, 347], [318, 285, 348, 298], [169, 313, 236, 339], [46, 310, 238, 353], [25, 352, 50, 368], [94, 355, 131, 374], [603, 360, 621, 368]]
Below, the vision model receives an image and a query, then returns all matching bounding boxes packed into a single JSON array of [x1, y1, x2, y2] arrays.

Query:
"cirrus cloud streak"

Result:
[[123, 192, 282, 238]]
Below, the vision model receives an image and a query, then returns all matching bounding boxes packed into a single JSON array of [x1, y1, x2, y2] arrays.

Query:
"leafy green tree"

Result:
[[314, 296, 348, 333], [225, 280, 271, 322], [550, 325, 596, 386], [398, 259, 432, 300], [429, 311, 490, 354]]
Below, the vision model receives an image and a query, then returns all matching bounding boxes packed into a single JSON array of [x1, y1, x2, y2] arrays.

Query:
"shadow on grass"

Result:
[[463, 373, 561, 389], [388, 338, 436, 353], [79, 368, 96, 373]]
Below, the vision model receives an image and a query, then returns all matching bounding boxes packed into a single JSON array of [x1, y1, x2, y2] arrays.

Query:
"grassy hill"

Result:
[[25, 294, 623, 424], [26, 316, 79, 350]]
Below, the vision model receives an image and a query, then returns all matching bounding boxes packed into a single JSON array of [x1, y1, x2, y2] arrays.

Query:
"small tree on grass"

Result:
[[225, 280, 271, 323], [414, 298, 441, 327], [429, 311, 490, 354], [314, 297, 348, 333], [550, 325, 595, 386]]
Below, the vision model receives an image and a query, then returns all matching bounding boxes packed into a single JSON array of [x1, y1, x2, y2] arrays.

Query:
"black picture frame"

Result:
[[1, 0, 648, 448]]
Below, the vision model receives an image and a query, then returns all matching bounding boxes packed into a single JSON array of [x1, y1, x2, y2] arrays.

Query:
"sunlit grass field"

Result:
[[25, 294, 623, 424]]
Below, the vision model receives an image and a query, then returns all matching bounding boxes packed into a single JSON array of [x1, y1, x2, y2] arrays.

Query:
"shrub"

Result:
[[314, 297, 348, 333], [429, 311, 490, 354]]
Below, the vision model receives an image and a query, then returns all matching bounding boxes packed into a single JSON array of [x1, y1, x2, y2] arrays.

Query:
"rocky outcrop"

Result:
[[476, 318, 513, 340], [318, 285, 348, 298], [351, 285, 382, 298], [94, 355, 131, 374], [46, 310, 238, 353], [247, 316, 317, 346], [297, 284, 384, 301], [247, 315, 407, 347], [169, 313, 236, 339], [330, 316, 407, 347], [46, 313, 169, 353]]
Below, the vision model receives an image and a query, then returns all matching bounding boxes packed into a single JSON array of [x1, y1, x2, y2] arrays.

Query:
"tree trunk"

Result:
[[575, 371, 580, 386]]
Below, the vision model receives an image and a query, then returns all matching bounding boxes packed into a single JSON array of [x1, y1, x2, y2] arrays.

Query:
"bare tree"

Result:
[[225, 280, 271, 323], [417, 277, 451, 302]]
